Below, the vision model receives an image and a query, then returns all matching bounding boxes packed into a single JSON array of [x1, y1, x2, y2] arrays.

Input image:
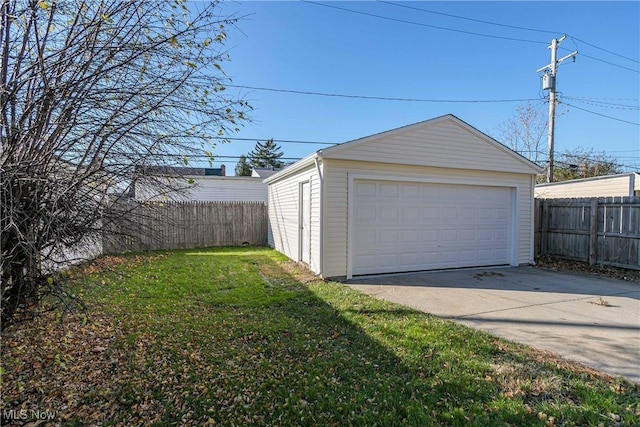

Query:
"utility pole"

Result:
[[537, 35, 577, 183]]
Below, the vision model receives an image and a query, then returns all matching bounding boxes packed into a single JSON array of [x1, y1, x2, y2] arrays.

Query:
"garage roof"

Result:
[[265, 114, 543, 183]]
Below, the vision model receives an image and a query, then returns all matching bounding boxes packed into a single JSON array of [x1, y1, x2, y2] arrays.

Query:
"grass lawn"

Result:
[[1, 247, 638, 426]]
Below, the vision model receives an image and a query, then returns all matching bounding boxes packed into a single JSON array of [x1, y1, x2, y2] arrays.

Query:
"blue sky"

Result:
[[209, 1, 639, 173]]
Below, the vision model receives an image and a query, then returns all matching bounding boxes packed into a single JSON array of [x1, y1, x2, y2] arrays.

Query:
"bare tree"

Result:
[[1, 0, 250, 325], [497, 103, 548, 165], [554, 147, 621, 182]]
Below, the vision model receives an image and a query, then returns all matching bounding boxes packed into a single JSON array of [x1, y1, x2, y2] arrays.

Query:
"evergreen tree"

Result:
[[235, 155, 252, 176], [249, 139, 284, 169]]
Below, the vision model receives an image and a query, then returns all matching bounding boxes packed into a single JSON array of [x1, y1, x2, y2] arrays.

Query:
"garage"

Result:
[[352, 180, 513, 275], [265, 114, 542, 279]]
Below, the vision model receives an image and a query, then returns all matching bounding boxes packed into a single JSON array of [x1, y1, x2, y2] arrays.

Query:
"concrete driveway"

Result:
[[347, 267, 640, 383]]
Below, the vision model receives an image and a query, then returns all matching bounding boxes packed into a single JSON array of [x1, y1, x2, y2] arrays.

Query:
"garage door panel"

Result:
[[496, 208, 510, 220], [398, 255, 420, 271], [379, 253, 398, 267], [356, 208, 376, 222], [355, 230, 376, 247], [402, 185, 420, 198], [422, 230, 439, 241], [352, 180, 513, 276], [441, 251, 459, 263], [460, 209, 477, 220], [379, 230, 398, 243], [422, 207, 439, 221], [494, 229, 510, 240], [459, 229, 477, 241], [477, 229, 494, 241], [441, 207, 458, 219], [357, 182, 377, 196], [402, 207, 420, 221], [478, 208, 493, 219], [380, 183, 399, 197], [460, 251, 476, 262], [355, 254, 375, 270], [442, 229, 458, 241], [402, 230, 420, 243], [494, 248, 509, 259], [380, 207, 399, 222]]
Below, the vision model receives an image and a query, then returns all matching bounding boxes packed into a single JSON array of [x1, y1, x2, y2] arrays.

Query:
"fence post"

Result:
[[589, 198, 598, 266], [540, 199, 549, 256]]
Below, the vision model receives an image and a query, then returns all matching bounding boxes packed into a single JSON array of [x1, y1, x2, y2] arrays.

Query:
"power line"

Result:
[[212, 136, 336, 145], [561, 101, 640, 126], [562, 96, 639, 101], [570, 37, 639, 65], [229, 84, 539, 103], [377, 0, 557, 35], [563, 48, 640, 74], [167, 154, 303, 161], [229, 83, 638, 126], [377, 1, 639, 65], [587, 149, 640, 153], [307, 0, 638, 74], [561, 97, 640, 111], [301, 0, 548, 45]]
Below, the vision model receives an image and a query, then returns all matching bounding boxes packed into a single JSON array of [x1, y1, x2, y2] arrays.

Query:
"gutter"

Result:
[[263, 151, 321, 184]]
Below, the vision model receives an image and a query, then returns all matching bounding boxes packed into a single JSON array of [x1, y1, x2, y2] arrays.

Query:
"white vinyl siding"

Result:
[[136, 176, 267, 203], [535, 174, 638, 199], [267, 165, 321, 274], [322, 119, 536, 175], [265, 115, 539, 279], [322, 159, 533, 278]]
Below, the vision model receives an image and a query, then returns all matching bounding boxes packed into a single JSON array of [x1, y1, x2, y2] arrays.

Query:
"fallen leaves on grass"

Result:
[[3, 250, 639, 426], [1, 309, 126, 425]]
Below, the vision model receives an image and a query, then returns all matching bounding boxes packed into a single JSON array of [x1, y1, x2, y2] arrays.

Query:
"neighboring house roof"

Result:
[[535, 172, 639, 198], [142, 165, 226, 176], [264, 114, 543, 184], [251, 167, 282, 179]]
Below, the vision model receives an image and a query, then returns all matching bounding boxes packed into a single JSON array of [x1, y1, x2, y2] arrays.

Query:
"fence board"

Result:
[[536, 196, 640, 270], [103, 201, 268, 253]]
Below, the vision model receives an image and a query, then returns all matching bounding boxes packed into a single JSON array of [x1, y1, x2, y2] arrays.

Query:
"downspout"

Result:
[[314, 153, 324, 278]]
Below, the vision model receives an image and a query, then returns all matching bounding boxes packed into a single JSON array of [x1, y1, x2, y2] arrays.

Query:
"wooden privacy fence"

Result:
[[535, 197, 640, 270], [103, 201, 268, 253]]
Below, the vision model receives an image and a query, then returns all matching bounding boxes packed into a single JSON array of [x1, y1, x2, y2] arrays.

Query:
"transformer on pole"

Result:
[[537, 35, 578, 183]]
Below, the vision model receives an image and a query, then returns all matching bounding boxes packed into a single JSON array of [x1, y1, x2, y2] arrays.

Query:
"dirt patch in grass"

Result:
[[536, 256, 640, 283], [73, 254, 166, 277]]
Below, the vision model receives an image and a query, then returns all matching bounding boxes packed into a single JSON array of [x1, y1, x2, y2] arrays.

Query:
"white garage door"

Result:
[[352, 180, 513, 276]]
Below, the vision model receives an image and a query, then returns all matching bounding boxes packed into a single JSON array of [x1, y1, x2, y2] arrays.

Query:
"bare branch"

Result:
[[1, 0, 250, 325]]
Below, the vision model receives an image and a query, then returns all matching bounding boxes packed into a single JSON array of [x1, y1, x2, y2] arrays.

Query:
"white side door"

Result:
[[300, 181, 311, 264]]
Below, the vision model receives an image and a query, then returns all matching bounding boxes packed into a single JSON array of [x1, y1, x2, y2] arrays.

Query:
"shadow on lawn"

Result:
[[159, 252, 637, 427], [346, 266, 640, 300], [8, 249, 632, 426]]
